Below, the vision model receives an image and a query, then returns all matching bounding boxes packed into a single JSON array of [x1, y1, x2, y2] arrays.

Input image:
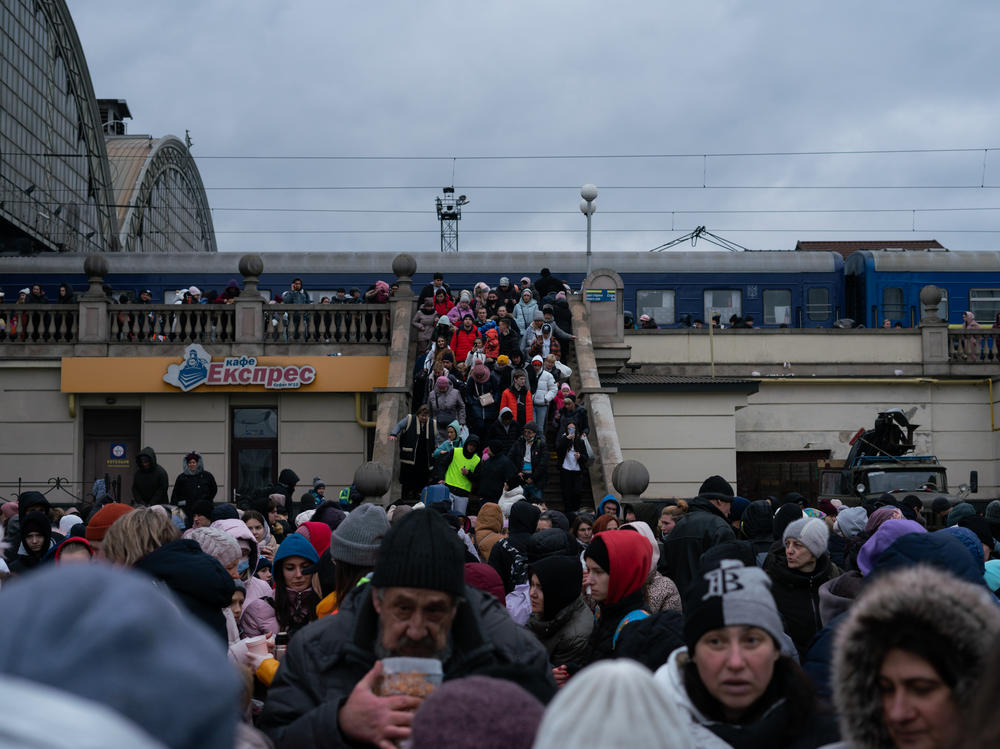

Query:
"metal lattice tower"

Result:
[[435, 187, 467, 253]]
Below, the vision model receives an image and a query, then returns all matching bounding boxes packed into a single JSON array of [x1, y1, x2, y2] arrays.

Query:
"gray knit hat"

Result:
[[313, 476, 325, 490], [683, 561, 784, 650], [186, 527, 241, 569], [834, 506, 868, 539], [330, 504, 389, 567], [783, 516, 830, 559], [986, 500, 1000, 524]]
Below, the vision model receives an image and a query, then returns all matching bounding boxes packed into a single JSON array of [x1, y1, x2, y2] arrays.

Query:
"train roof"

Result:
[[845, 249, 1000, 274], [0, 250, 843, 276]]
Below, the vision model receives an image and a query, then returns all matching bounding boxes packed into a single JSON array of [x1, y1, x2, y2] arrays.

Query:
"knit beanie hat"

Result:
[[464, 563, 506, 605], [834, 506, 868, 539], [313, 476, 325, 490], [584, 532, 651, 605], [20, 511, 51, 543], [772, 503, 803, 540], [58, 514, 82, 536], [534, 660, 693, 749], [683, 560, 785, 651], [986, 500, 1000, 524], [85, 503, 133, 542], [1, 501, 17, 521], [697, 475, 734, 502], [864, 506, 901, 535], [330, 504, 389, 567], [985, 559, 1000, 592], [496, 354, 510, 365], [856, 519, 926, 576], [372, 510, 465, 597], [782, 517, 830, 559], [191, 500, 214, 520], [947, 502, 977, 527], [930, 496, 951, 515], [958, 515, 993, 551], [210, 503, 239, 522], [186, 527, 241, 569], [410, 676, 544, 749], [273, 532, 319, 566]]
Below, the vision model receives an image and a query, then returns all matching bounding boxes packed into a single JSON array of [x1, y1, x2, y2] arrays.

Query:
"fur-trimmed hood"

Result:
[[833, 565, 1000, 748]]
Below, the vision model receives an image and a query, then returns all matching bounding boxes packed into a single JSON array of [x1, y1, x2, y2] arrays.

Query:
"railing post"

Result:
[[236, 254, 265, 344], [371, 253, 417, 503], [918, 285, 949, 375], [76, 254, 108, 352]]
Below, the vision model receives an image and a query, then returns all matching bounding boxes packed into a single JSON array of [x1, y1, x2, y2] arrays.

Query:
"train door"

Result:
[[82, 409, 140, 503]]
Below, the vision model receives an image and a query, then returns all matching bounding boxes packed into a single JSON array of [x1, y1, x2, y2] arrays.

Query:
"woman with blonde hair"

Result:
[[101, 507, 180, 566]]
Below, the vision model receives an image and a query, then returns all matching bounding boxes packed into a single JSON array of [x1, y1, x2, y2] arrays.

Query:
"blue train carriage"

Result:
[[845, 249, 1000, 328], [629, 251, 845, 328], [0, 250, 843, 328]]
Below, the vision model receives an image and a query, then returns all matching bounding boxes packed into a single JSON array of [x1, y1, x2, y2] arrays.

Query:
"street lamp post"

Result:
[[580, 184, 598, 277]]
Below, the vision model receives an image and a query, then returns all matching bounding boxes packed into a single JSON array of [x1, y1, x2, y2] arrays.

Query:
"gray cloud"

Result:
[[67, 0, 1000, 253]]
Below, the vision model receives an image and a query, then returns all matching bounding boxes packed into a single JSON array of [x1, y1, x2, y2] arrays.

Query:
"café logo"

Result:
[[164, 344, 316, 392]]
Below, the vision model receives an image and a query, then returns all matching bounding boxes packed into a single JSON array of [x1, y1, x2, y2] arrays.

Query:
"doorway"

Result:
[[736, 449, 831, 503], [82, 409, 141, 503], [231, 407, 278, 505]]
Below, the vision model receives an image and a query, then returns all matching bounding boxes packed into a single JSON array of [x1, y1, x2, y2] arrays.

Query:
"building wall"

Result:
[[0, 363, 369, 505], [612, 391, 747, 498], [626, 330, 922, 368], [738, 381, 998, 499]]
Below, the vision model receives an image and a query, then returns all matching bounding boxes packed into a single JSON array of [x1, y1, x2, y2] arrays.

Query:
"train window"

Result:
[[807, 288, 831, 321], [881, 287, 905, 323], [970, 288, 1000, 323], [920, 288, 948, 323], [763, 290, 792, 325], [704, 290, 741, 324], [637, 290, 675, 325]]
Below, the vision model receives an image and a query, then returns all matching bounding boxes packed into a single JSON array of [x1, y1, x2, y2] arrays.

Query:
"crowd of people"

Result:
[[3, 458, 1000, 748], [392, 268, 587, 512]]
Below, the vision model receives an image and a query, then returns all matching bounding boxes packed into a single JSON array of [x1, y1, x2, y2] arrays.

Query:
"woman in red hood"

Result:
[[581, 530, 652, 665]]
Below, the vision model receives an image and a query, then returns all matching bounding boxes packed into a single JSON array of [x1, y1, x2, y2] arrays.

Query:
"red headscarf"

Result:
[[297, 521, 332, 558], [593, 531, 652, 605]]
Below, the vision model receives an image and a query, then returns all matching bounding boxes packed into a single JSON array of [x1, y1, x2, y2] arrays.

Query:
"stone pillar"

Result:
[[354, 461, 392, 505], [76, 254, 109, 353], [236, 254, 265, 344], [371, 253, 418, 503], [581, 268, 631, 375], [612, 460, 650, 504], [570, 297, 622, 499], [918, 285, 950, 376]]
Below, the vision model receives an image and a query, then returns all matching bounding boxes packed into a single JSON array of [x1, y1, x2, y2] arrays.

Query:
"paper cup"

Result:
[[245, 635, 269, 656]]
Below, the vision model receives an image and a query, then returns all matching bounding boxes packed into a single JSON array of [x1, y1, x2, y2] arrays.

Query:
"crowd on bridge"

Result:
[[4, 428, 1000, 748]]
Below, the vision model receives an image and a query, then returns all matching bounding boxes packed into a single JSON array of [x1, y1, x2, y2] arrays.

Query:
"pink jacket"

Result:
[[240, 597, 278, 638]]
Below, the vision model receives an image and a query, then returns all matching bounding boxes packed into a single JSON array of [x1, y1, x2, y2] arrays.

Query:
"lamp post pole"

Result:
[[580, 184, 598, 277]]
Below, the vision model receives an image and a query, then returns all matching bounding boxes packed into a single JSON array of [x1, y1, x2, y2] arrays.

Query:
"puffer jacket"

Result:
[[474, 503, 505, 562], [526, 596, 594, 667], [428, 383, 465, 440], [411, 307, 439, 346], [833, 565, 1000, 749], [132, 446, 169, 505], [259, 583, 553, 748], [513, 296, 539, 333], [763, 548, 840, 658]]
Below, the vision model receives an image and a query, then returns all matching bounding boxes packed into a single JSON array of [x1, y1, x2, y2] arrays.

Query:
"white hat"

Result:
[[534, 661, 692, 749], [19, 288, 30, 295], [188, 286, 201, 296], [531, 355, 543, 364]]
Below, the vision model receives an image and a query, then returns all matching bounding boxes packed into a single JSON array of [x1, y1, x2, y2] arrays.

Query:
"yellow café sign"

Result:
[[61, 344, 389, 393]]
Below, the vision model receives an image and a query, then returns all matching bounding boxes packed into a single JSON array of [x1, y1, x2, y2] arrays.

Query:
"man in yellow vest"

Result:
[[444, 433, 481, 515]]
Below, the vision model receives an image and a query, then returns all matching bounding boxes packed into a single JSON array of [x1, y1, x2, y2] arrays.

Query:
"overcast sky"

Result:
[[67, 1, 1000, 254]]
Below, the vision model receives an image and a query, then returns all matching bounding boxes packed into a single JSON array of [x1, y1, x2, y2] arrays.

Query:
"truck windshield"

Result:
[[866, 470, 947, 494]]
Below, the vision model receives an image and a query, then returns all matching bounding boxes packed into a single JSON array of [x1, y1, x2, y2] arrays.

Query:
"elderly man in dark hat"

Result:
[[658, 475, 737, 598], [260, 510, 552, 749]]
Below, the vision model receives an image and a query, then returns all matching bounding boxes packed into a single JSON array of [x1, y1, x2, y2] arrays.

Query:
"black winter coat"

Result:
[[763, 548, 839, 659], [526, 596, 594, 667], [581, 588, 646, 667], [476, 454, 518, 502], [659, 497, 736, 598], [134, 539, 235, 643], [132, 446, 169, 505], [508, 435, 548, 489], [259, 584, 553, 749], [170, 470, 218, 508]]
